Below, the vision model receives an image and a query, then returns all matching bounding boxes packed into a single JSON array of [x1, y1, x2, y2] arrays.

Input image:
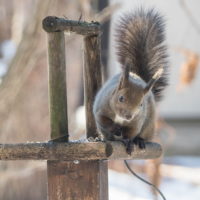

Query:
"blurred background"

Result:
[[0, 0, 200, 199]]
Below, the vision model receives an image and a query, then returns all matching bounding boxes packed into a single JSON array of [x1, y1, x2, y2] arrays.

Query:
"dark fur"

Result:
[[115, 8, 168, 101]]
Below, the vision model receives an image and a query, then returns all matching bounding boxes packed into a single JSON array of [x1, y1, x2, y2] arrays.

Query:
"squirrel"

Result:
[[93, 8, 168, 154]]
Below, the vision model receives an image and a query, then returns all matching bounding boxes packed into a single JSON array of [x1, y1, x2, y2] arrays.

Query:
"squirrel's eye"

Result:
[[140, 103, 143, 107], [118, 96, 125, 103]]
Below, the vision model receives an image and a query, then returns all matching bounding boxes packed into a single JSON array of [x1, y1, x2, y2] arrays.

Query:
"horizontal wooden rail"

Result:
[[42, 16, 100, 35], [0, 141, 162, 161]]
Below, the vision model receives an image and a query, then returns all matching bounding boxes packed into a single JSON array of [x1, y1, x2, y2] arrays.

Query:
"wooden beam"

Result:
[[109, 141, 162, 160], [82, 33, 107, 199], [83, 35, 102, 138], [47, 160, 108, 200], [46, 30, 70, 200], [42, 16, 100, 35], [0, 142, 162, 160], [47, 31, 68, 140]]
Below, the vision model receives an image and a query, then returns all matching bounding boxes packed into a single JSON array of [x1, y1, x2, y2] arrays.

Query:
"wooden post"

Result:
[[82, 34, 108, 200], [46, 31, 70, 200], [83, 35, 102, 138], [47, 31, 68, 141]]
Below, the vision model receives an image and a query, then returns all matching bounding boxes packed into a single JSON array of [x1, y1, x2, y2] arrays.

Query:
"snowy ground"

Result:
[[0, 40, 16, 78], [109, 156, 200, 200]]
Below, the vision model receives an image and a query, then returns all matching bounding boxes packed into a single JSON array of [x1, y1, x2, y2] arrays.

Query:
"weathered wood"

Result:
[[43, 16, 100, 35], [0, 142, 111, 160], [108, 142, 162, 160], [47, 31, 68, 140], [46, 26, 108, 199], [80, 33, 107, 200], [83, 35, 102, 138], [83, 33, 108, 199], [46, 30, 69, 200], [47, 160, 108, 200], [0, 142, 162, 161]]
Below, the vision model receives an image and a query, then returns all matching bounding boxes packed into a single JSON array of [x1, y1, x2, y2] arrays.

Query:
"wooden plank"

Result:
[[47, 160, 108, 200], [43, 16, 100, 35], [83, 34, 108, 200], [0, 142, 162, 161], [108, 141, 162, 160], [0, 142, 111, 160], [46, 30, 70, 200], [83, 35, 102, 138], [47, 31, 68, 140]]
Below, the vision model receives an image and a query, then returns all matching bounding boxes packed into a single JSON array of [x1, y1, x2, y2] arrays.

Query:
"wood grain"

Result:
[[47, 160, 108, 200], [83, 34, 108, 199], [83, 35, 102, 138], [0, 142, 162, 161], [47, 30, 69, 200], [43, 16, 100, 35], [47, 31, 68, 141]]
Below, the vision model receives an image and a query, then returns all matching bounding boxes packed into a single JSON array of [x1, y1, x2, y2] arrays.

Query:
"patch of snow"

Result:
[[0, 62, 7, 77], [163, 156, 200, 168], [1, 40, 16, 62], [109, 156, 200, 200], [0, 40, 16, 78], [75, 106, 86, 130]]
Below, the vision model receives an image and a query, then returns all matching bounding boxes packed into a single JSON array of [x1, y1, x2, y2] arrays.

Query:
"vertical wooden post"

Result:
[[47, 31, 68, 141], [47, 31, 70, 200], [48, 160, 108, 200], [83, 35, 108, 200], [83, 35, 102, 138]]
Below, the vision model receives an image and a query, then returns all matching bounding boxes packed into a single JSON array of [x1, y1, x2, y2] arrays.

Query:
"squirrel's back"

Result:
[[115, 8, 168, 101]]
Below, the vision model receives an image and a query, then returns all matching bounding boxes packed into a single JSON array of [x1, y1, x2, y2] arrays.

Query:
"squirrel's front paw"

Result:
[[121, 137, 146, 155], [121, 139, 134, 155], [133, 136, 146, 149]]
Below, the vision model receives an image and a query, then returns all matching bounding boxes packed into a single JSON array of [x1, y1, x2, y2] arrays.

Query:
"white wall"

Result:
[[109, 0, 200, 118]]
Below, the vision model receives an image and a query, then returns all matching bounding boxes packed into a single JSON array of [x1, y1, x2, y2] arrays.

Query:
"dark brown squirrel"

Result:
[[93, 8, 169, 154]]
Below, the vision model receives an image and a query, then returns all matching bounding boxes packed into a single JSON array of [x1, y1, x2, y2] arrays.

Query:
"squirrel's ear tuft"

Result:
[[144, 68, 163, 94], [117, 64, 130, 90]]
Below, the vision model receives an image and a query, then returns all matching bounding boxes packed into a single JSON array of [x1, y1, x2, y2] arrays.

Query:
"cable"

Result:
[[124, 160, 166, 200]]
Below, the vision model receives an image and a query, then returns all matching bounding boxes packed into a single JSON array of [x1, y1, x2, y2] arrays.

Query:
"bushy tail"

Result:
[[115, 8, 168, 101]]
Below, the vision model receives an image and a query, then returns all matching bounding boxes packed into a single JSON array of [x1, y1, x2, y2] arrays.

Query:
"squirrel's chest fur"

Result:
[[114, 114, 128, 125]]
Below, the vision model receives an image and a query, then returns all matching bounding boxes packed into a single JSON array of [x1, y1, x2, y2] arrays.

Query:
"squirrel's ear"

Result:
[[144, 68, 163, 94], [117, 64, 130, 90]]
